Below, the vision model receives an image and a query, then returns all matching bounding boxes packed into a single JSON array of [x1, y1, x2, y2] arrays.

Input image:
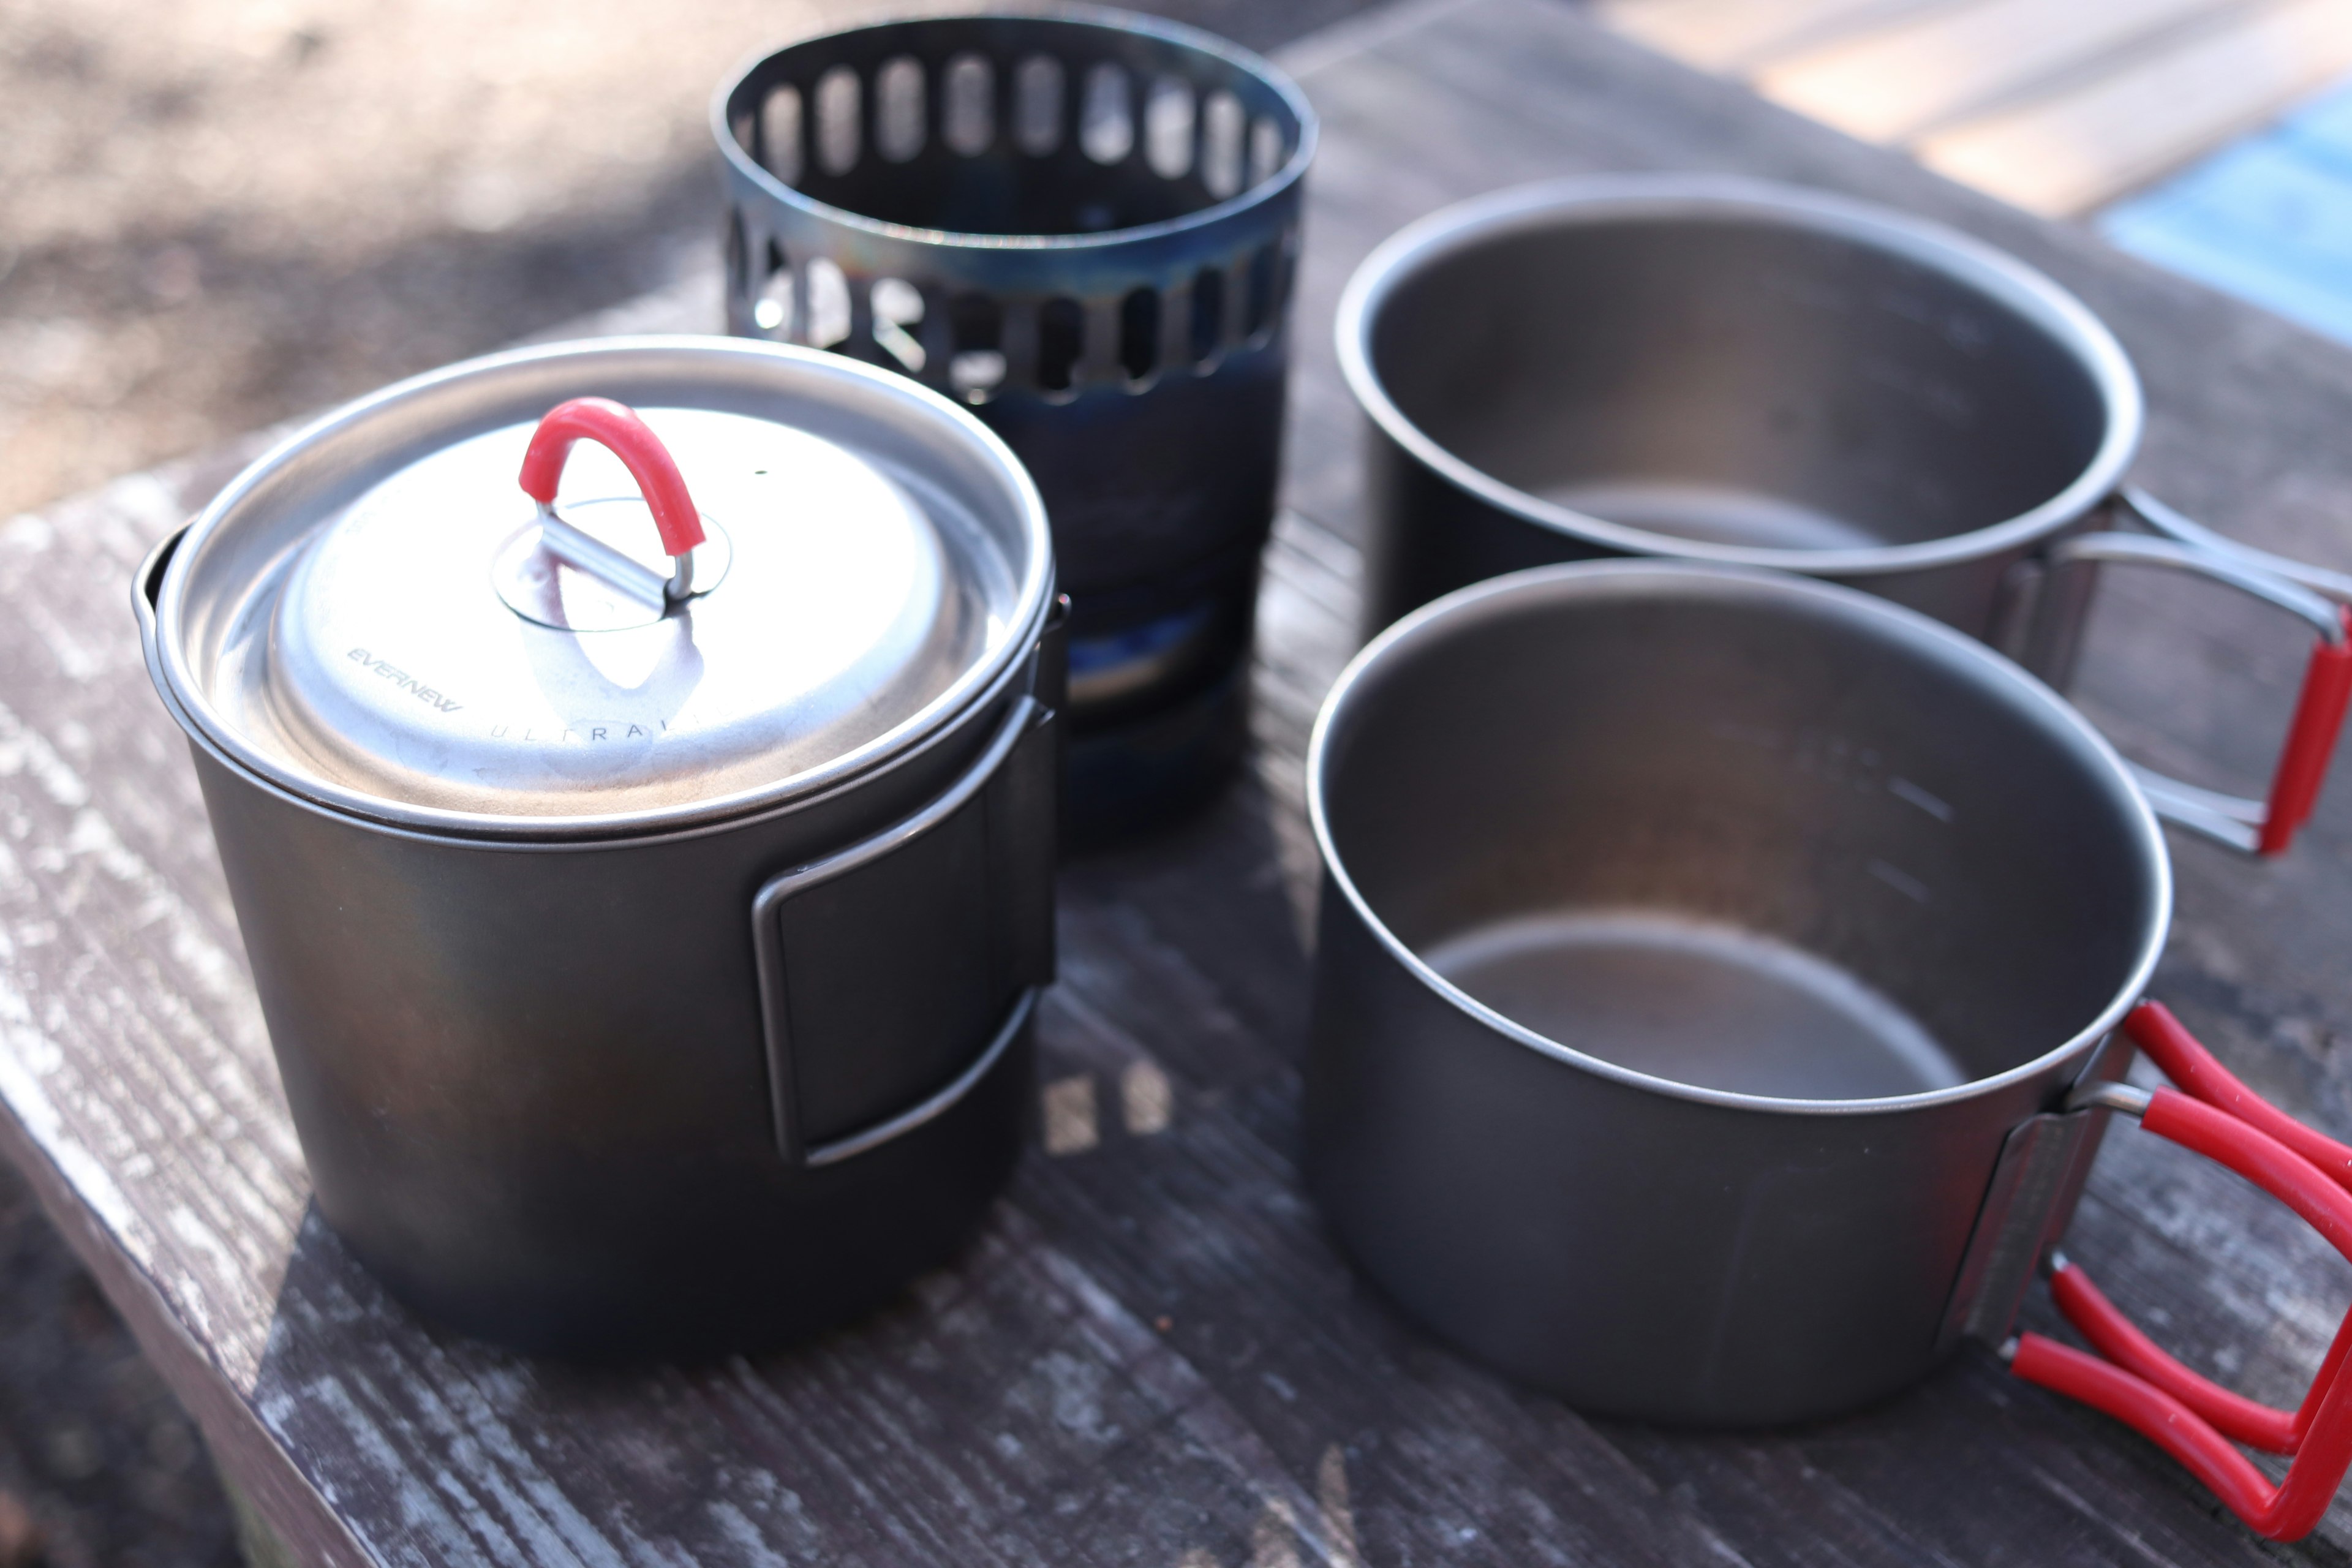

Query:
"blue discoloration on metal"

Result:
[[714, 10, 1315, 843], [2103, 80, 2352, 345]]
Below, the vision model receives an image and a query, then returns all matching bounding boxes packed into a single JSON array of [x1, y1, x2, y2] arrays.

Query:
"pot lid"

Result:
[[154, 338, 1053, 837]]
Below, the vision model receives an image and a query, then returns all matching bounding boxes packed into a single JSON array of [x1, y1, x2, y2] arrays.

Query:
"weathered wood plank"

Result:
[[12, 2, 2352, 1564], [1754, 0, 2245, 143], [1915, 0, 2352, 214], [1593, 0, 1937, 72]]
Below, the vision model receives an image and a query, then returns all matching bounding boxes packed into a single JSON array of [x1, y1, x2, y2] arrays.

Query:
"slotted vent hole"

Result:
[[1188, 266, 1224, 364], [871, 277, 927, 372], [805, 257, 852, 348], [761, 84, 804, 185], [1248, 115, 1283, 186], [1200, 91, 1244, 198], [1145, 77, 1195, 178], [1038, 297, 1085, 392], [1080, 63, 1133, 164], [948, 292, 1006, 401], [944, 54, 993, 154], [876, 57, 926, 162], [816, 66, 862, 175], [753, 239, 794, 336], [1120, 287, 1160, 382], [1016, 55, 1064, 155]]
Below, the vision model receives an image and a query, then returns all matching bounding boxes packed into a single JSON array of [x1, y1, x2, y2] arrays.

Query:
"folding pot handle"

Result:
[[2124, 487, 2352, 606], [2035, 528, 2352, 856], [2007, 1001, 2352, 1540], [750, 689, 1057, 1167]]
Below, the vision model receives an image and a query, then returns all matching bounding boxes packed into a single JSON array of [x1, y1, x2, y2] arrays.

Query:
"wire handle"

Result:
[[516, 397, 707, 605], [2008, 1001, 2352, 1540]]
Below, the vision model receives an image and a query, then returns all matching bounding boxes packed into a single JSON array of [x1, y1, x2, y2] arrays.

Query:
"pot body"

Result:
[[1342, 178, 2141, 657], [160, 579, 1056, 1356], [715, 10, 1315, 841], [134, 335, 1065, 1359], [1303, 564, 2168, 1424]]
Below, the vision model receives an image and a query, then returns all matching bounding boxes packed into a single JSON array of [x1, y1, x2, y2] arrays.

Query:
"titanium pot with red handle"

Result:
[[1339, 176, 2352, 857], [1303, 561, 2352, 1540], [135, 336, 1061, 1359]]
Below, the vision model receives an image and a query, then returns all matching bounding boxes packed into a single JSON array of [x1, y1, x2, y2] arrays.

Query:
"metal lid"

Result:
[[154, 337, 1053, 839]]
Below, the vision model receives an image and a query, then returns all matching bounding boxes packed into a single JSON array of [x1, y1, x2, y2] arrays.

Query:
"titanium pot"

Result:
[[1339, 176, 2352, 857], [715, 8, 1315, 844], [1303, 562, 2352, 1541], [135, 336, 1062, 1359]]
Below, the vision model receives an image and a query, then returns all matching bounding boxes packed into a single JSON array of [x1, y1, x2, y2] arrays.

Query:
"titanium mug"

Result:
[[1338, 176, 2352, 857], [1304, 561, 2352, 1540]]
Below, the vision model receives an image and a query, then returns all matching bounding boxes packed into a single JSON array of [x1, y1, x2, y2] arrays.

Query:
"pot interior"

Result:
[[1365, 205, 2116, 551], [1318, 570, 2162, 1099]]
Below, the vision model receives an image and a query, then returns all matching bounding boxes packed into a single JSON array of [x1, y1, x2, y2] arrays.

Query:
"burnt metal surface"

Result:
[[716, 10, 1314, 839]]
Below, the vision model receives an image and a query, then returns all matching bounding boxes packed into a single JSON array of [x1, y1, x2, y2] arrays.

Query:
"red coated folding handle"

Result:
[[2008, 1001, 2352, 1540], [2261, 606, 2352, 854], [517, 397, 707, 559]]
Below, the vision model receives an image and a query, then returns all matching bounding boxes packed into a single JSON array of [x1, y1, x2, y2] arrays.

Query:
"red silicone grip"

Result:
[[516, 397, 706, 558], [2258, 606, 2352, 856], [2007, 1003, 2352, 1539], [2013, 1333, 2280, 1526], [2049, 1259, 2309, 1453], [2127, 1001, 2352, 1191]]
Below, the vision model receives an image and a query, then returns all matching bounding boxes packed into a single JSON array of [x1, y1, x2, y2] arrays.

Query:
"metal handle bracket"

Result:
[[2040, 525, 2352, 855]]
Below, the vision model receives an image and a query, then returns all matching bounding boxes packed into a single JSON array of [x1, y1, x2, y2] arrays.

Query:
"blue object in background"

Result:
[[2104, 78, 2352, 345]]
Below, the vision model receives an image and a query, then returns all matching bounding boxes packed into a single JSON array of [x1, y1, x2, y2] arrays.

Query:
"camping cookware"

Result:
[[135, 336, 1061, 1358], [717, 9, 1314, 842], [1340, 176, 2352, 856], [1305, 562, 2352, 1540]]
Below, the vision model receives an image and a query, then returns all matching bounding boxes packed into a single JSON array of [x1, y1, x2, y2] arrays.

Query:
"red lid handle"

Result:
[[517, 398, 707, 558]]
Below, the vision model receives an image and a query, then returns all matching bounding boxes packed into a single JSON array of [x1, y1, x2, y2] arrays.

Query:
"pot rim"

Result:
[[710, 4, 1319, 254], [1335, 174, 2146, 577], [151, 336, 1055, 843], [1306, 560, 2174, 1116]]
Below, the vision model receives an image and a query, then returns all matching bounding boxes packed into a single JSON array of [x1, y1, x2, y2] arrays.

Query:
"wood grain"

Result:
[[1593, 0, 1938, 72], [1754, 0, 2245, 143], [1915, 0, 2352, 214], [12, 2, 2352, 1563]]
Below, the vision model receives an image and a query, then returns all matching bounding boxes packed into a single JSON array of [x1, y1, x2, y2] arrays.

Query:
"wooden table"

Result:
[[14, 1, 2352, 1561], [1595, 0, 2352, 217]]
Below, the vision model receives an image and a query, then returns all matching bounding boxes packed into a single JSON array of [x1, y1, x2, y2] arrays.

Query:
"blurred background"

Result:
[[0, 0, 1373, 524], [10, 0, 2352, 1561]]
